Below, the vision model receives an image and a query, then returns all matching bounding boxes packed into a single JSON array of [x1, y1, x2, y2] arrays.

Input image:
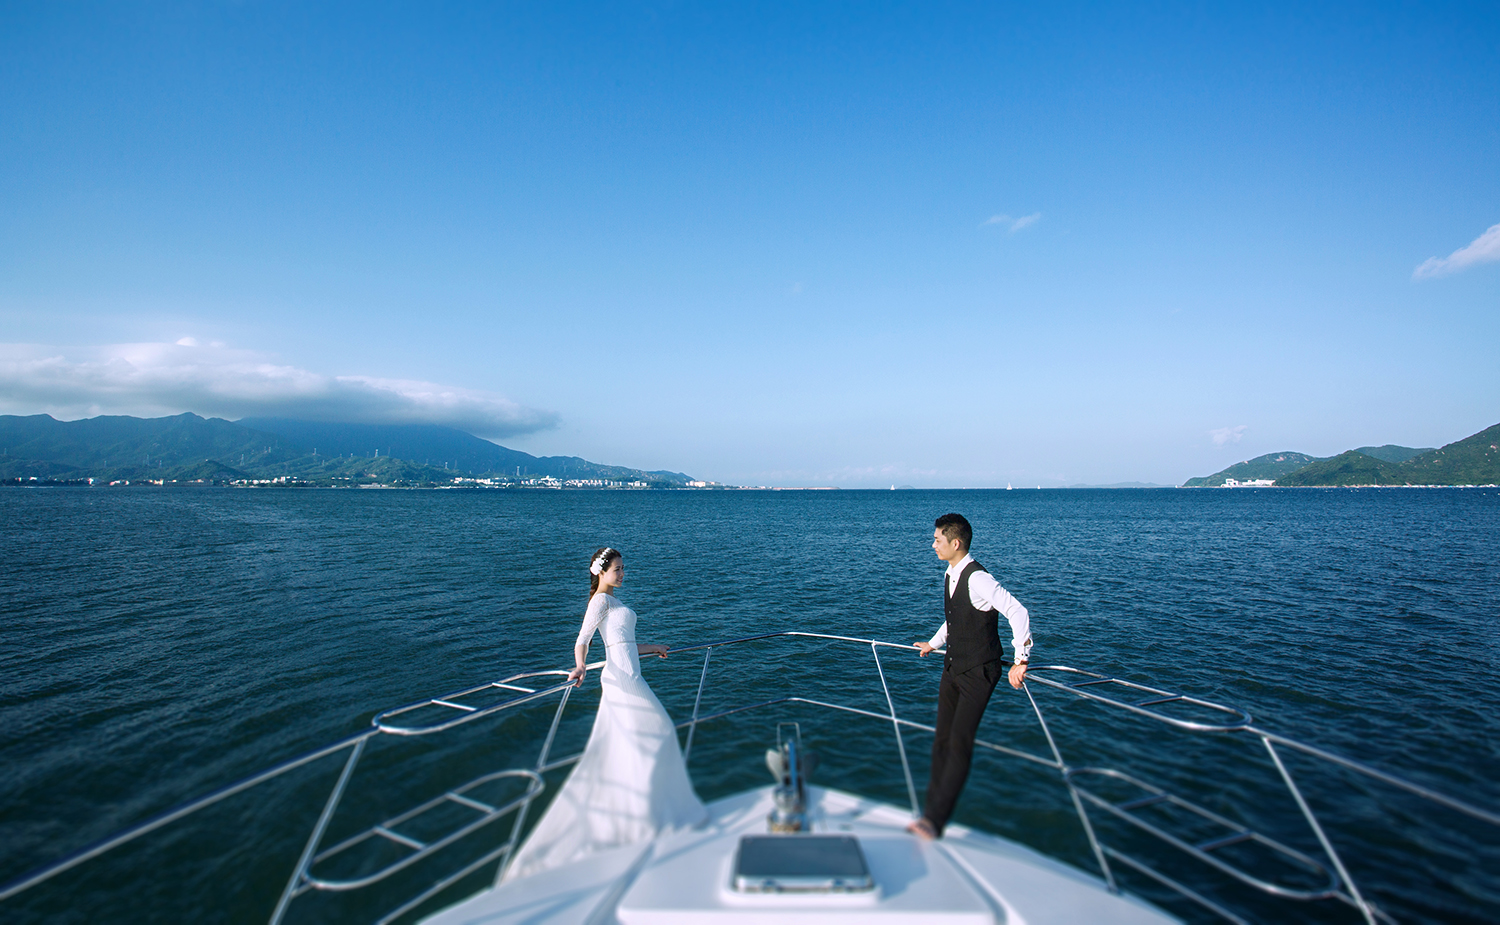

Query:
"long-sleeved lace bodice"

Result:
[[576, 592, 637, 655]]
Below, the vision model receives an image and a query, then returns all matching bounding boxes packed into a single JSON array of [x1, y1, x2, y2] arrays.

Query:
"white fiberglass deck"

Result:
[[422, 785, 1180, 925]]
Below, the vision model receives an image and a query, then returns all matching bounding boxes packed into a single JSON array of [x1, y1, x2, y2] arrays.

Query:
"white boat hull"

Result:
[[424, 785, 1181, 925]]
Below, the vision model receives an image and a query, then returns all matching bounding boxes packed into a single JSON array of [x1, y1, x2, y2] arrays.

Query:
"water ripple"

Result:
[[0, 487, 1496, 923]]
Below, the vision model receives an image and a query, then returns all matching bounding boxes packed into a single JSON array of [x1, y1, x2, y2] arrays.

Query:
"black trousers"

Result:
[[923, 659, 1001, 834]]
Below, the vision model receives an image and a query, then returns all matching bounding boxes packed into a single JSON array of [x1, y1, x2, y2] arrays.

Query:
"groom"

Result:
[[908, 513, 1033, 840]]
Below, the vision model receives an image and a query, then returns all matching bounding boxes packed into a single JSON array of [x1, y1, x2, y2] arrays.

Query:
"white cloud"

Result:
[[1412, 222, 1500, 280], [1209, 425, 1247, 446], [0, 341, 558, 440], [982, 212, 1042, 233]]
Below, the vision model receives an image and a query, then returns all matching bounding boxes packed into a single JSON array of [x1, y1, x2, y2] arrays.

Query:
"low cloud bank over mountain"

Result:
[[0, 340, 557, 440]]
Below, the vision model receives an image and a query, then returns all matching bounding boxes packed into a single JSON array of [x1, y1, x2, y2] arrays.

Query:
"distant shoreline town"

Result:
[[9, 476, 1497, 491], [0, 413, 850, 491], [3, 413, 1497, 490]]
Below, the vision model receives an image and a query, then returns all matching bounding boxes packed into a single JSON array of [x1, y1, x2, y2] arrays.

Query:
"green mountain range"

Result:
[[1271, 451, 1409, 487], [0, 414, 695, 487], [1350, 444, 1433, 464], [1187, 423, 1498, 487], [1276, 424, 1500, 487], [1182, 452, 1327, 487]]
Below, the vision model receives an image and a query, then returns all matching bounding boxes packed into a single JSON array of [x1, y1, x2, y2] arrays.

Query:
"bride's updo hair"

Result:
[[588, 546, 621, 598]]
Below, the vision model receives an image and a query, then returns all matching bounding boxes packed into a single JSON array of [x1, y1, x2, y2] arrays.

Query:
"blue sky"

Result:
[[2, 2, 1497, 486]]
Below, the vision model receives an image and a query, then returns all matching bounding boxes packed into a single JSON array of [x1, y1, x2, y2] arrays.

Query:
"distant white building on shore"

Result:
[[1223, 478, 1276, 487]]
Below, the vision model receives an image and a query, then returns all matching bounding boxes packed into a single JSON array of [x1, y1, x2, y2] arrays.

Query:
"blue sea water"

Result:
[[1, 487, 1497, 923]]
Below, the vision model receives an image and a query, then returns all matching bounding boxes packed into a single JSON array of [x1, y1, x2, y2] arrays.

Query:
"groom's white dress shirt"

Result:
[[927, 554, 1033, 663]]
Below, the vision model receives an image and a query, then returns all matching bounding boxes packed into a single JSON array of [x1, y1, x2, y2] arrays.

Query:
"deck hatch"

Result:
[[732, 834, 874, 893]]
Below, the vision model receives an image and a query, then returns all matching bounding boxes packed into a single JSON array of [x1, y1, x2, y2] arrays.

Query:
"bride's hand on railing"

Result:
[[640, 643, 670, 659], [567, 666, 586, 687]]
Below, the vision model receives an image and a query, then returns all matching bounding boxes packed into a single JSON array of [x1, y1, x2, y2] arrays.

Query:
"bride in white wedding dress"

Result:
[[502, 547, 707, 882]]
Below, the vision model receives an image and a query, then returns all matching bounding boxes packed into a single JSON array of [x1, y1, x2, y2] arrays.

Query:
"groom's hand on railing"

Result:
[[1008, 663, 1028, 689], [914, 642, 935, 657]]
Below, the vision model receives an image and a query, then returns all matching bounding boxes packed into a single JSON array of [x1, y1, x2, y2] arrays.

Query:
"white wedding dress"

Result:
[[502, 592, 708, 881]]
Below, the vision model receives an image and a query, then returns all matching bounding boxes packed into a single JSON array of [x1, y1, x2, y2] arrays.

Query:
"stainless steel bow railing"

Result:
[[2, 631, 1496, 924]]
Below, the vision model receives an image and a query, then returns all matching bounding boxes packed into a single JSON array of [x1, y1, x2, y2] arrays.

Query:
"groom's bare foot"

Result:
[[906, 818, 937, 841]]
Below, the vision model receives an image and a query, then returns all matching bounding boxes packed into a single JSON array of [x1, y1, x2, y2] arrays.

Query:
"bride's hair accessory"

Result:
[[590, 548, 617, 576]]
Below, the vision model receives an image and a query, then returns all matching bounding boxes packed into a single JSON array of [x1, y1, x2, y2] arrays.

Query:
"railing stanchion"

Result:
[[534, 684, 572, 773], [683, 647, 713, 764], [495, 684, 573, 885], [1262, 737, 1377, 925], [6, 632, 1496, 925], [872, 642, 920, 817], [1024, 681, 1116, 893], [269, 736, 366, 925]]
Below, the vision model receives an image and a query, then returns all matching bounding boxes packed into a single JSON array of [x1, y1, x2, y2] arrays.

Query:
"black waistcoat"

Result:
[[944, 560, 1004, 673]]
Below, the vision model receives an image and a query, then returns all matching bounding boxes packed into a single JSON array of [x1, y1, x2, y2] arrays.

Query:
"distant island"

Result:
[[1184, 423, 1499, 487], [0, 414, 698, 489]]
